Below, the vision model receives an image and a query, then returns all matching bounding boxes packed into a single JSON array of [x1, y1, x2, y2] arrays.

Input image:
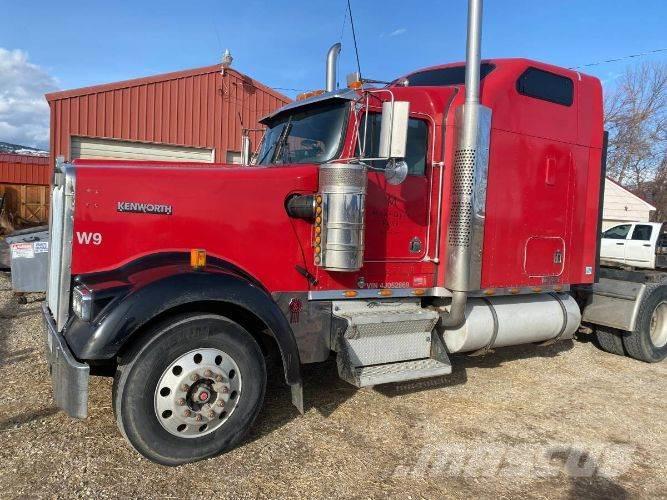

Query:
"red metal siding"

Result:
[[46, 65, 290, 166], [0, 154, 50, 185]]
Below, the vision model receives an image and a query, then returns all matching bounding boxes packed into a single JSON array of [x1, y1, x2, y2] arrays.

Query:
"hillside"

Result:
[[0, 141, 48, 156]]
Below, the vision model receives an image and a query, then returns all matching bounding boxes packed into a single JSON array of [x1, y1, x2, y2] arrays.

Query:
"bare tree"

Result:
[[604, 62, 667, 190]]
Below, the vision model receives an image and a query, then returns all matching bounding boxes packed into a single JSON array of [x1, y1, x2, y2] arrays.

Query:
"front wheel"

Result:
[[113, 314, 266, 465]]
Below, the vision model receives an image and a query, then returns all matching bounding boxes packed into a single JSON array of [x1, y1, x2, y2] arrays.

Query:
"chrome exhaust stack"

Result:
[[326, 43, 342, 92], [442, 0, 491, 327]]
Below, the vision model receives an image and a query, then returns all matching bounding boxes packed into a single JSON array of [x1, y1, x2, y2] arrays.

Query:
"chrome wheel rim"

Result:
[[154, 348, 242, 438], [649, 301, 667, 348]]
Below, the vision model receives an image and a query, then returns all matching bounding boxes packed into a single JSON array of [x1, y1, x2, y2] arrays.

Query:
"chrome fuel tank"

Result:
[[440, 293, 581, 353]]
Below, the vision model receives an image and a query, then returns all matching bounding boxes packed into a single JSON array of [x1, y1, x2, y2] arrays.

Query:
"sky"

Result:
[[1, 0, 665, 149]]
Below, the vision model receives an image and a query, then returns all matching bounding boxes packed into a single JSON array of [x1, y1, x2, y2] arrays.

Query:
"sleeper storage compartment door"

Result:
[[524, 236, 564, 277]]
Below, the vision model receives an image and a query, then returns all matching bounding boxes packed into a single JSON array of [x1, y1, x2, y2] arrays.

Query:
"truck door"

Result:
[[600, 223, 632, 263], [360, 113, 431, 265], [625, 224, 656, 268]]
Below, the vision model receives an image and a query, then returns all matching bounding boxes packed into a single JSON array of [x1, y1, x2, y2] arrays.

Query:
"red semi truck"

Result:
[[42, 1, 666, 465]]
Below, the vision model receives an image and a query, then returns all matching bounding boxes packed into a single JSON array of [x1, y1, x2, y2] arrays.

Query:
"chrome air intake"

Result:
[[315, 163, 367, 271]]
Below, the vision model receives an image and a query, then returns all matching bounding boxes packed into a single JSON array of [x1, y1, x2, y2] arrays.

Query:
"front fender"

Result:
[[64, 269, 302, 388]]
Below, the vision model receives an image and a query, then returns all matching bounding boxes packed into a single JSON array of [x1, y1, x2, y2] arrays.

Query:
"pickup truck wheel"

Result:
[[595, 326, 625, 356], [623, 284, 667, 363], [113, 313, 266, 465]]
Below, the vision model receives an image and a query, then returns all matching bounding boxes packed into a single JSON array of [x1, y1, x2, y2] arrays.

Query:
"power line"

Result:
[[569, 47, 667, 69], [347, 0, 362, 78], [271, 87, 308, 93]]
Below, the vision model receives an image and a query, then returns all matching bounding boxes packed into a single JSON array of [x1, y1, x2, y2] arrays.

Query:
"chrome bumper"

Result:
[[42, 302, 89, 418]]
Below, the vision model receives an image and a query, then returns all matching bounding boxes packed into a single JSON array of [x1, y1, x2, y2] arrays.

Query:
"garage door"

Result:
[[71, 137, 214, 163]]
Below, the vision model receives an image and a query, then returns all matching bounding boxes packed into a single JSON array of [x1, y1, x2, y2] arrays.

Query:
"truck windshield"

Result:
[[257, 101, 348, 165]]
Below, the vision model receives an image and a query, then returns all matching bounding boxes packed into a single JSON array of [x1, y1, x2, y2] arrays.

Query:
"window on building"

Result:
[[226, 151, 242, 164], [357, 113, 428, 176], [631, 224, 653, 241], [516, 68, 574, 106], [603, 224, 631, 240]]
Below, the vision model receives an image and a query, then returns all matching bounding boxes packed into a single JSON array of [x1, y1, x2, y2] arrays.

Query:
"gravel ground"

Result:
[[0, 271, 665, 499]]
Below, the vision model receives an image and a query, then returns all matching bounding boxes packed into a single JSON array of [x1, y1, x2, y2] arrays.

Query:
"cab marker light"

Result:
[[190, 249, 207, 270], [483, 288, 495, 296], [343, 290, 358, 298], [412, 289, 426, 296], [532, 287, 543, 293], [509, 288, 520, 294], [378, 289, 393, 297]]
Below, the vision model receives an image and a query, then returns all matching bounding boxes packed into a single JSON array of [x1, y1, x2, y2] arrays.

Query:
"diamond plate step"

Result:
[[353, 358, 452, 387], [332, 300, 451, 388]]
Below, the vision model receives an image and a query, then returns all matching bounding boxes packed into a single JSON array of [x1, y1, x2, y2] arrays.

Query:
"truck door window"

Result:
[[602, 224, 631, 239], [631, 225, 653, 241], [516, 67, 574, 106], [358, 113, 428, 175]]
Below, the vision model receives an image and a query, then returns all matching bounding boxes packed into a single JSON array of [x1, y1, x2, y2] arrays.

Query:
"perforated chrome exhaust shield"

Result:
[[445, 104, 491, 291]]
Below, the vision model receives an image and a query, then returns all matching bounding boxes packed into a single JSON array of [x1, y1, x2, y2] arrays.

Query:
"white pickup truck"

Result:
[[600, 222, 667, 270]]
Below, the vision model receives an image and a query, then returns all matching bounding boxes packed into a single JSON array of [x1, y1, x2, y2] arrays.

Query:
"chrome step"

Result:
[[353, 357, 452, 387], [332, 300, 450, 387]]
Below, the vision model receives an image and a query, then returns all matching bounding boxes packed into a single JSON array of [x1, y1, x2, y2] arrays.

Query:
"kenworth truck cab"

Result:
[[41, 5, 666, 465]]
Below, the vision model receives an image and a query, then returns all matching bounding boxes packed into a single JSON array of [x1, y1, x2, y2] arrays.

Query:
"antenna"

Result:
[[346, 0, 362, 78]]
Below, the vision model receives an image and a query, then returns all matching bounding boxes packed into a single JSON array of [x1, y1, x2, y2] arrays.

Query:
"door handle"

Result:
[[616, 242, 625, 245], [643, 244, 651, 247]]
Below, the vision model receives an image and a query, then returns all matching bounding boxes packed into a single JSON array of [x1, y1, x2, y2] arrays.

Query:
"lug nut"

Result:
[[190, 373, 199, 381], [181, 384, 190, 391], [204, 369, 213, 377], [215, 375, 223, 382], [217, 400, 225, 408], [183, 409, 192, 417], [177, 398, 186, 406], [208, 410, 216, 418], [221, 386, 230, 394], [195, 414, 203, 422]]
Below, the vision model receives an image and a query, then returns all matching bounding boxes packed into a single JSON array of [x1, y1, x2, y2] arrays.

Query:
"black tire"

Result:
[[595, 326, 626, 356], [623, 283, 667, 363], [113, 313, 266, 465]]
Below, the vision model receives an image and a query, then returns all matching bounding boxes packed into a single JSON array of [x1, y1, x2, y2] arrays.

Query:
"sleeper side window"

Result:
[[516, 68, 574, 106]]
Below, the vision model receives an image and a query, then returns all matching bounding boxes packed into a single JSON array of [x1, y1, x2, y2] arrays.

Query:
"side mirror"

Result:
[[379, 101, 409, 160], [385, 159, 408, 185]]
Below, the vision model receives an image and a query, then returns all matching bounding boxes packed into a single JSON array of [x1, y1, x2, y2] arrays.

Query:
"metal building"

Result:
[[0, 154, 51, 226], [46, 64, 290, 166]]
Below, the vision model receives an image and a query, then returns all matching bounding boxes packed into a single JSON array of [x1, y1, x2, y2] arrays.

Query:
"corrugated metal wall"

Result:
[[0, 155, 51, 227], [47, 65, 290, 166], [0, 154, 50, 185]]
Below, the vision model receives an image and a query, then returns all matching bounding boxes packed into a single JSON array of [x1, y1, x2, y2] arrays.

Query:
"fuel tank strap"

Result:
[[549, 292, 569, 342], [470, 297, 499, 356], [538, 292, 569, 346]]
